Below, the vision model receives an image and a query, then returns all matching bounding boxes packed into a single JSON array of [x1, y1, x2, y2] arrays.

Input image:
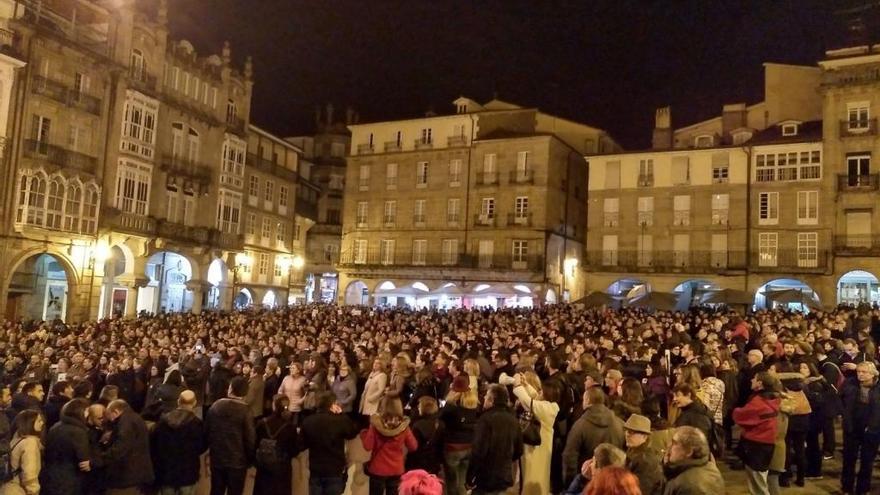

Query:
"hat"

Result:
[[451, 375, 470, 393], [623, 414, 652, 435]]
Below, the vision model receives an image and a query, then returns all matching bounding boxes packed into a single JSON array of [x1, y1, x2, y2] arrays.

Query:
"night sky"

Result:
[[168, 0, 835, 150]]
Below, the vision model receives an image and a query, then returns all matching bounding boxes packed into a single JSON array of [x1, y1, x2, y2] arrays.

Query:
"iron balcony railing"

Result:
[[837, 173, 880, 191], [338, 249, 544, 271], [32, 75, 102, 115], [383, 141, 401, 152], [447, 135, 467, 147], [24, 139, 98, 175], [834, 235, 880, 255], [473, 213, 496, 227], [475, 172, 498, 186], [509, 169, 534, 184], [507, 212, 532, 227], [245, 153, 299, 182], [584, 249, 828, 273], [356, 143, 374, 154], [414, 139, 433, 150], [160, 154, 212, 185], [840, 119, 877, 138]]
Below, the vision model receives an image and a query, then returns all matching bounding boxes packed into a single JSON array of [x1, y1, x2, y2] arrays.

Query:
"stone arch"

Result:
[[606, 278, 650, 298], [754, 278, 819, 311], [5, 250, 80, 322], [837, 270, 880, 306], [344, 280, 368, 305]]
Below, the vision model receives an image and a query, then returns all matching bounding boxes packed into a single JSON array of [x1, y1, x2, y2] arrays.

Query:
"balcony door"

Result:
[[848, 154, 871, 186], [478, 240, 494, 268], [846, 211, 872, 248]]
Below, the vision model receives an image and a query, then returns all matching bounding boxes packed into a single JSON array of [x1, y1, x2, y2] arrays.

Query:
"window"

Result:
[[220, 138, 246, 188], [115, 159, 151, 214], [480, 198, 495, 219], [248, 176, 259, 206], [449, 159, 462, 185], [246, 213, 256, 236], [186, 128, 200, 163], [226, 99, 237, 125], [73, 72, 89, 96], [847, 154, 871, 186], [380, 239, 395, 265], [120, 92, 158, 159], [694, 134, 714, 148], [215, 190, 242, 234], [602, 235, 618, 266], [354, 239, 368, 264], [758, 192, 778, 225], [264, 181, 274, 205], [276, 221, 286, 244], [798, 233, 818, 268], [516, 151, 530, 177], [711, 193, 729, 225], [17, 172, 46, 226], [358, 164, 370, 190], [603, 198, 619, 227], [386, 163, 398, 189], [797, 191, 818, 225], [166, 187, 179, 222], [68, 125, 88, 153], [44, 179, 63, 229], [712, 152, 729, 183], [279, 186, 289, 208], [638, 159, 654, 186], [711, 234, 728, 268], [672, 156, 690, 185], [420, 128, 432, 144], [81, 186, 98, 233], [673, 234, 690, 266], [778, 152, 797, 181], [447, 198, 460, 224], [482, 153, 497, 183], [637, 197, 653, 226], [758, 232, 778, 267], [512, 240, 528, 263], [782, 123, 798, 136], [413, 199, 426, 225], [261, 217, 271, 239], [258, 253, 269, 276], [756, 154, 774, 182], [848, 101, 870, 130], [383, 200, 396, 226], [673, 195, 691, 226], [800, 150, 821, 179], [605, 161, 620, 189], [326, 209, 340, 224], [357, 201, 368, 227], [130, 49, 146, 82], [32, 115, 50, 144], [323, 244, 339, 263], [416, 161, 428, 187], [412, 240, 427, 265], [63, 182, 81, 232], [637, 234, 652, 267], [441, 239, 459, 265]]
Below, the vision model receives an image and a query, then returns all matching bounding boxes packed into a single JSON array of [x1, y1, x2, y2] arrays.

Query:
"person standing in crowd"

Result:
[[840, 361, 880, 495], [150, 390, 207, 495], [360, 359, 388, 422], [507, 372, 559, 495], [622, 414, 664, 495], [278, 362, 306, 418], [253, 395, 298, 495], [1, 410, 44, 495], [262, 358, 281, 417], [42, 381, 72, 431], [733, 372, 783, 495], [301, 391, 360, 495], [40, 398, 93, 495], [206, 376, 255, 495], [439, 375, 479, 495], [671, 383, 714, 443], [10, 383, 44, 421], [563, 386, 625, 484], [101, 399, 153, 495], [466, 384, 523, 495], [361, 397, 418, 494], [405, 396, 445, 475], [661, 425, 724, 494], [331, 362, 357, 414], [243, 363, 265, 419]]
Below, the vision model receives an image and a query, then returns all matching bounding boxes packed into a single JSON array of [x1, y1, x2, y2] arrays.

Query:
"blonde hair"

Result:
[[463, 358, 480, 378], [522, 371, 542, 399], [446, 389, 479, 409]]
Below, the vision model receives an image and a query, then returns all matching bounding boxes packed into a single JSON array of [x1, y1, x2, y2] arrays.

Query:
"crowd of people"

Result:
[[0, 302, 877, 495]]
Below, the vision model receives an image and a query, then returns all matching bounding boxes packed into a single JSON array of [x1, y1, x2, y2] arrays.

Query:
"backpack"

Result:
[[255, 422, 290, 472], [0, 439, 22, 483], [822, 361, 846, 392]]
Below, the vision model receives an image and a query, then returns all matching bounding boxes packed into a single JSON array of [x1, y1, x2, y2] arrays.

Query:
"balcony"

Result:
[[448, 135, 467, 147], [18, 0, 111, 57], [245, 153, 298, 182], [129, 71, 158, 94], [157, 220, 209, 244], [413, 214, 426, 226], [585, 250, 748, 273], [0, 27, 20, 59], [306, 249, 340, 266], [638, 174, 654, 187], [160, 154, 212, 187], [295, 197, 318, 221], [749, 249, 828, 273], [414, 139, 433, 150], [473, 214, 496, 227], [356, 143, 374, 154], [837, 173, 879, 191], [507, 212, 532, 227], [509, 169, 534, 184], [383, 141, 401, 152], [208, 229, 244, 251], [31, 75, 102, 115], [840, 119, 877, 138], [23, 140, 98, 175], [338, 249, 544, 272], [834, 235, 880, 256], [226, 116, 246, 136], [103, 209, 157, 236], [475, 172, 498, 186]]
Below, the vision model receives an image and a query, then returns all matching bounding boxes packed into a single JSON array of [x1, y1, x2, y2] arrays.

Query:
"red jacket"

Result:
[[733, 392, 780, 445], [361, 415, 418, 476]]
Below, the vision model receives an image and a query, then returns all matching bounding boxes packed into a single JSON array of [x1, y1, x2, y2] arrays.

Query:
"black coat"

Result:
[[206, 397, 256, 469], [43, 395, 68, 430], [300, 411, 360, 478], [674, 401, 714, 442], [107, 369, 135, 403], [151, 408, 207, 487], [40, 415, 93, 495], [841, 379, 880, 435], [208, 366, 234, 405], [466, 405, 523, 492], [405, 414, 445, 475], [142, 383, 182, 422], [253, 414, 300, 495], [102, 409, 154, 489]]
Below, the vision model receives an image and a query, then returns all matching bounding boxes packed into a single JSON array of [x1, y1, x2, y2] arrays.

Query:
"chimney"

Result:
[[652, 107, 672, 150], [721, 103, 747, 138], [325, 103, 334, 126]]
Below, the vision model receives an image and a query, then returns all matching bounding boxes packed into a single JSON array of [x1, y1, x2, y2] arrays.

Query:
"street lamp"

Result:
[[86, 242, 110, 318], [231, 252, 252, 309], [282, 255, 304, 305]]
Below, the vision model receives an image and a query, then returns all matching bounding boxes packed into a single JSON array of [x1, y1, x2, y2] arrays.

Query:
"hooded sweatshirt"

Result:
[[361, 413, 418, 477], [562, 403, 625, 482], [151, 408, 207, 487]]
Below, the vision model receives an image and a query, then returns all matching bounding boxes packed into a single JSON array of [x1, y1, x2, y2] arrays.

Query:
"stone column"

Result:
[[116, 276, 149, 318], [186, 280, 210, 315]]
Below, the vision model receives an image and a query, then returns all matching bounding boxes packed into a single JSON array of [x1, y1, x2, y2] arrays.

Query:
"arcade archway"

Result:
[[262, 290, 277, 308], [138, 251, 193, 314], [838, 270, 880, 306], [673, 279, 720, 309], [607, 278, 650, 298], [234, 288, 253, 309], [344, 280, 368, 305], [6, 253, 72, 322], [755, 278, 819, 312], [206, 258, 228, 310]]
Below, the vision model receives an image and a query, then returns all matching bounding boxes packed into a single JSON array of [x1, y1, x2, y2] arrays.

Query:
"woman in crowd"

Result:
[[278, 362, 306, 417], [253, 395, 299, 495], [405, 397, 445, 476], [361, 397, 418, 495], [584, 465, 643, 495], [439, 375, 479, 495], [360, 358, 388, 421], [1, 410, 44, 495], [734, 371, 783, 495], [778, 364, 811, 488], [509, 371, 560, 495], [799, 361, 840, 479], [613, 378, 644, 422], [331, 361, 357, 414]]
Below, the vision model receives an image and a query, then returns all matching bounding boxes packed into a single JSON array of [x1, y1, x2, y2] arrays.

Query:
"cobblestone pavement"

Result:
[[717, 452, 880, 495]]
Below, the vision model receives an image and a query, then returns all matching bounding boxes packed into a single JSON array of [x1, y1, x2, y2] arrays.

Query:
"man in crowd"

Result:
[[301, 391, 360, 495], [466, 384, 523, 495], [151, 389, 206, 495], [562, 386, 624, 484], [623, 414, 664, 495], [206, 376, 254, 495], [662, 426, 724, 494], [102, 399, 154, 495], [840, 361, 880, 495]]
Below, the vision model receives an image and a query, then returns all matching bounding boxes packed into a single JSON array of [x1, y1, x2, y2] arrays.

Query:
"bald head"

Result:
[[87, 404, 105, 428], [178, 389, 197, 409]]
